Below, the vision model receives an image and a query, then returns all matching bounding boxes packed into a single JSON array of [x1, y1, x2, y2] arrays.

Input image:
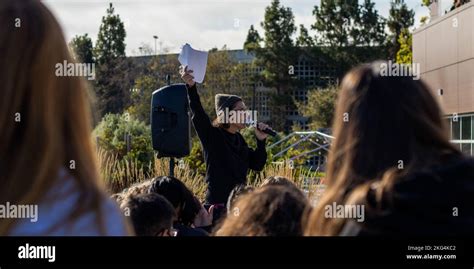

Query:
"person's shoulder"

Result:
[[9, 168, 129, 236], [428, 154, 474, 182], [99, 195, 131, 236]]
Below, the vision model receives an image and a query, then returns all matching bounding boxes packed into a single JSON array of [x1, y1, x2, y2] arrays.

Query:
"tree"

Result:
[[259, 0, 297, 93], [421, 0, 431, 6], [127, 75, 158, 124], [387, 0, 414, 60], [93, 3, 130, 118], [312, 0, 386, 76], [396, 28, 412, 64], [358, 0, 386, 47], [244, 25, 262, 53], [150, 53, 181, 85], [296, 24, 314, 47], [297, 86, 338, 130], [69, 34, 94, 63], [127, 54, 181, 124], [94, 58, 136, 118], [420, 16, 429, 25], [94, 3, 126, 65], [312, 0, 359, 48], [134, 43, 154, 56], [420, 0, 432, 25], [255, 0, 298, 130], [201, 47, 251, 119]]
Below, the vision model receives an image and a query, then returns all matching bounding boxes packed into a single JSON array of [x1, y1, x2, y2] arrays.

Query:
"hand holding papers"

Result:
[[178, 43, 208, 84]]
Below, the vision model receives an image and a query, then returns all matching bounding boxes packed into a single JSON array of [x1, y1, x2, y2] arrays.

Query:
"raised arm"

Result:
[[181, 66, 212, 146]]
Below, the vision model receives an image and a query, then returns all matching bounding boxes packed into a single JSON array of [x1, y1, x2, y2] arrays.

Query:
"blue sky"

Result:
[[43, 0, 432, 55]]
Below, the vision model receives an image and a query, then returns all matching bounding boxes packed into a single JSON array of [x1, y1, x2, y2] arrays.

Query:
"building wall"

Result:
[[413, 1, 474, 115], [414, 1, 474, 155]]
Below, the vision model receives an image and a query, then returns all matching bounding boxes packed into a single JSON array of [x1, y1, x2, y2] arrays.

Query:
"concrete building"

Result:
[[413, 0, 474, 155]]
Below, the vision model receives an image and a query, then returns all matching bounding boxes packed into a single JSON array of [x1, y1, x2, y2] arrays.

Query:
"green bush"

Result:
[[183, 136, 207, 176], [93, 113, 154, 167]]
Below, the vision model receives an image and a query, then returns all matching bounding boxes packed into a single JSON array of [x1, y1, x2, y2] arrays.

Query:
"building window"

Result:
[[448, 114, 474, 156], [462, 116, 471, 140], [461, 143, 472, 155]]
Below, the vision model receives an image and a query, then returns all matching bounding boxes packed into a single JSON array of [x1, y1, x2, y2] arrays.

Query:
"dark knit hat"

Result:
[[215, 94, 242, 114]]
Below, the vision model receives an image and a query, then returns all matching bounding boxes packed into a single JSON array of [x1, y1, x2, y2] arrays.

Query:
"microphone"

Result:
[[260, 127, 277, 137], [245, 120, 277, 137]]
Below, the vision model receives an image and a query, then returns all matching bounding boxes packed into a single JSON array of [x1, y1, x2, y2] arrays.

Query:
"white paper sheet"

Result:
[[178, 43, 209, 83]]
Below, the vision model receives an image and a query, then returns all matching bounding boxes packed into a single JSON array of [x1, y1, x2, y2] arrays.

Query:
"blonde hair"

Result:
[[0, 0, 112, 234], [112, 179, 155, 207]]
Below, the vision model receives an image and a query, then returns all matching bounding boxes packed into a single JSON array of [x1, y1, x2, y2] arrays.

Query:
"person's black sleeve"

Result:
[[248, 138, 267, 171], [186, 83, 212, 146]]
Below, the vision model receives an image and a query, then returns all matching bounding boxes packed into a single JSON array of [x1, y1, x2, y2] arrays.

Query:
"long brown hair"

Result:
[[305, 62, 460, 235], [215, 185, 309, 236], [0, 0, 109, 234]]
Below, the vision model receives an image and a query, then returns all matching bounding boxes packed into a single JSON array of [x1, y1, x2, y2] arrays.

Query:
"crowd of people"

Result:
[[113, 176, 310, 236], [2, 0, 474, 236]]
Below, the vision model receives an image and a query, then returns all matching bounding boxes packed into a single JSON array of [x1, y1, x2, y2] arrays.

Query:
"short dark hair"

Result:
[[149, 176, 201, 226], [121, 193, 176, 236]]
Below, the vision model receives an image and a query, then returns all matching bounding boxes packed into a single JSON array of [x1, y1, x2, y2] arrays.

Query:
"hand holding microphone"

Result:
[[246, 119, 276, 140]]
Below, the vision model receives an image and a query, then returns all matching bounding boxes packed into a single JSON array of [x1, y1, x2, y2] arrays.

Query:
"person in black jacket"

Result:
[[305, 62, 474, 236], [179, 66, 269, 219]]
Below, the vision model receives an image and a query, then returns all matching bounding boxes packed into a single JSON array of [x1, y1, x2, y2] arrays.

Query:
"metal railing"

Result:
[[268, 131, 334, 161]]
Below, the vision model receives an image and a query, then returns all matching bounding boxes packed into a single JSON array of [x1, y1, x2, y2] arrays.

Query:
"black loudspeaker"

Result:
[[151, 84, 191, 158]]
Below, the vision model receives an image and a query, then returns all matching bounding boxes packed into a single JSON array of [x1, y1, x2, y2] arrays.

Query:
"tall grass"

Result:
[[97, 148, 154, 193], [97, 148, 326, 203]]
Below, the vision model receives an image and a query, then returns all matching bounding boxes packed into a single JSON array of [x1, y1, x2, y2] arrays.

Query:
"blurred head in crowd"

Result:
[[113, 180, 154, 206], [0, 0, 111, 234], [215, 185, 309, 236], [226, 184, 254, 214], [260, 176, 294, 187], [149, 176, 201, 226], [305, 62, 460, 235], [121, 193, 176, 236], [261, 176, 306, 199]]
